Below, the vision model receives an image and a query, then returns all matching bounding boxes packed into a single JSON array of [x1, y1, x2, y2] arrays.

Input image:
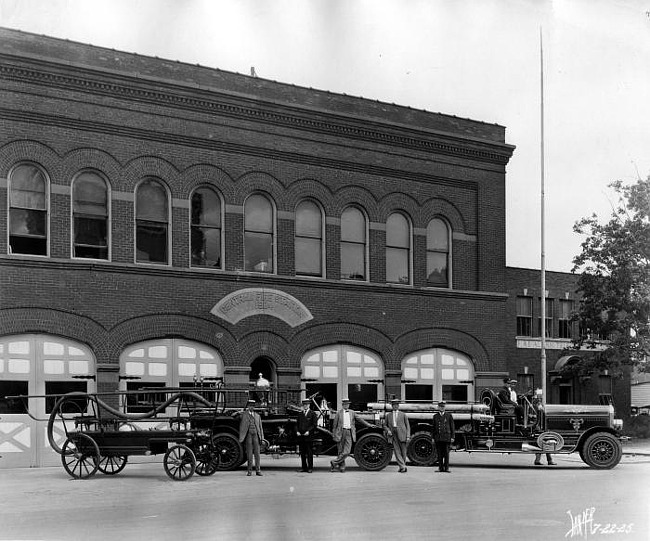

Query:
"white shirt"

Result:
[[392, 410, 399, 427], [342, 410, 351, 429], [510, 389, 518, 402]]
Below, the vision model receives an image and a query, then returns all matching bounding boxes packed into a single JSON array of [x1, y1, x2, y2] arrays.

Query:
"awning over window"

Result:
[[554, 355, 582, 371]]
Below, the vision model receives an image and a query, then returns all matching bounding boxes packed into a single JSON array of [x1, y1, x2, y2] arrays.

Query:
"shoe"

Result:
[[298, 469, 308, 473], [445, 469, 451, 473], [247, 471, 252, 476], [534, 461, 542, 466], [398, 467, 407, 473], [339, 467, 346, 473], [256, 471, 263, 476], [548, 461, 556, 466], [307, 469, 313, 473]]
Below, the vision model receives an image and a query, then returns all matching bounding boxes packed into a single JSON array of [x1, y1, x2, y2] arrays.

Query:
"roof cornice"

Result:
[[0, 56, 515, 167]]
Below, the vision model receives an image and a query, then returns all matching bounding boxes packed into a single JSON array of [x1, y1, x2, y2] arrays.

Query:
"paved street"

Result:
[[1, 446, 649, 541]]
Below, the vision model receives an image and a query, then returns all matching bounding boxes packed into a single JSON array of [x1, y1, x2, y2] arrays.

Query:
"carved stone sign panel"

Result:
[[211, 288, 313, 328]]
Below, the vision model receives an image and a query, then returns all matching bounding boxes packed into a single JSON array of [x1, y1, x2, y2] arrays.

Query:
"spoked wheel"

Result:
[[353, 433, 391, 471], [212, 433, 243, 471], [61, 433, 100, 479], [407, 431, 437, 466], [163, 444, 196, 481], [98, 455, 128, 475], [194, 442, 219, 476], [581, 432, 622, 469]]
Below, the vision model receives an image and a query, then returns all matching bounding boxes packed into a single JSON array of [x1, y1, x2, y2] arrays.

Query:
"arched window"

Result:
[[9, 163, 48, 256], [402, 349, 473, 403], [301, 345, 384, 410], [244, 193, 274, 273], [295, 200, 324, 277], [191, 187, 222, 268], [72, 171, 109, 260], [386, 213, 411, 284], [340, 207, 367, 280], [135, 178, 169, 264], [426, 218, 451, 287]]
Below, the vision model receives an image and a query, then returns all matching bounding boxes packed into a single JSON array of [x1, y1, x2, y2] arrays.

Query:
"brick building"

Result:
[[505, 267, 630, 417], [0, 28, 622, 468]]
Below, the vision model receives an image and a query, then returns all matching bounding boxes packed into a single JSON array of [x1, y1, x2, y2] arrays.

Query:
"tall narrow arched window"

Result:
[[72, 171, 109, 260], [9, 163, 48, 256], [191, 187, 222, 268], [244, 193, 274, 273], [135, 178, 169, 264], [386, 213, 411, 284], [340, 207, 367, 280], [295, 200, 323, 277], [426, 218, 451, 287]]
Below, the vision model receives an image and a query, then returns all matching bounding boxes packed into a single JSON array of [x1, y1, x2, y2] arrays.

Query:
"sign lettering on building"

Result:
[[211, 288, 313, 327]]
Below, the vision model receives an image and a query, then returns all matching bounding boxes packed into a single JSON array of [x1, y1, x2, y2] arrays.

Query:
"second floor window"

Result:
[[9, 163, 48, 256], [295, 200, 323, 277], [340, 207, 367, 280], [135, 178, 169, 264], [516, 296, 533, 336], [244, 194, 274, 273], [72, 171, 108, 260], [538, 298, 553, 338], [386, 213, 410, 284], [559, 299, 575, 339], [426, 218, 450, 287], [191, 187, 222, 268]]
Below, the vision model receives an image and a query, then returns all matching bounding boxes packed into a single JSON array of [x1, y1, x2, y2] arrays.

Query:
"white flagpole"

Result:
[[540, 27, 547, 406]]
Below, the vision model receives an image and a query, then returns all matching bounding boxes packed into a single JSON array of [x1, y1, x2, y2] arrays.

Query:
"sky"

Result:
[[1, 0, 649, 272]]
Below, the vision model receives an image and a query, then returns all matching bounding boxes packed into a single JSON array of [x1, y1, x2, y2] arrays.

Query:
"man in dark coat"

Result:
[[432, 400, 455, 473], [498, 377, 523, 422], [238, 399, 265, 476], [296, 398, 318, 472]]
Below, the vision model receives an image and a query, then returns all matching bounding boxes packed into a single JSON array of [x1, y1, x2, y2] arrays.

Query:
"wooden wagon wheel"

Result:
[[98, 455, 128, 475], [61, 433, 100, 479], [163, 444, 196, 481]]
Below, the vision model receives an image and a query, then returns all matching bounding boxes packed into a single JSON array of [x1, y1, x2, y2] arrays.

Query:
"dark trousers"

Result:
[[245, 432, 261, 472], [298, 436, 314, 470], [436, 441, 451, 471]]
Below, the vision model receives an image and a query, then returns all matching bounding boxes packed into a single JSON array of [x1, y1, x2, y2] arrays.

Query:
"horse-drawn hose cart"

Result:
[[9, 388, 229, 481]]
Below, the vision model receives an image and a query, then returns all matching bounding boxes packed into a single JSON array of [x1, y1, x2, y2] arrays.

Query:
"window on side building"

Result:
[[340, 206, 367, 281], [72, 171, 109, 260], [426, 218, 451, 287], [9, 163, 48, 256], [559, 299, 575, 339], [538, 298, 553, 338], [244, 193, 274, 273], [386, 212, 411, 284], [295, 200, 324, 277], [516, 296, 533, 336], [135, 178, 169, 264], [191, 186, 222, 268]]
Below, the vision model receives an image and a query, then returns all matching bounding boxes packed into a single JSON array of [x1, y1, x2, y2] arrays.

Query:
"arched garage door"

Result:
[[0, 334, 96, 468]]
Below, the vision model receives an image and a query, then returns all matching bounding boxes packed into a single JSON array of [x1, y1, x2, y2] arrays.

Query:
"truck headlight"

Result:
[[612, 418, 623, 430]]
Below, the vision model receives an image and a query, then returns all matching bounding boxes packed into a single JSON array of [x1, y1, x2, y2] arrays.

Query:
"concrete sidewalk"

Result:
[[622, 437, 650, 455]]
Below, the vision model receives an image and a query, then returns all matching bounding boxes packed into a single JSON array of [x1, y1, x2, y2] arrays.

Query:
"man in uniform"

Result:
[[239, 399, 264, 476], [384, 398, 411, 473], [432, 400, 455, 473], [296, 397, 318, 472]]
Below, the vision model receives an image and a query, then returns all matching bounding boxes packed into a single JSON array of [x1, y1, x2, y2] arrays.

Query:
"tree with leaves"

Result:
[[567, 177, 650, 376]]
